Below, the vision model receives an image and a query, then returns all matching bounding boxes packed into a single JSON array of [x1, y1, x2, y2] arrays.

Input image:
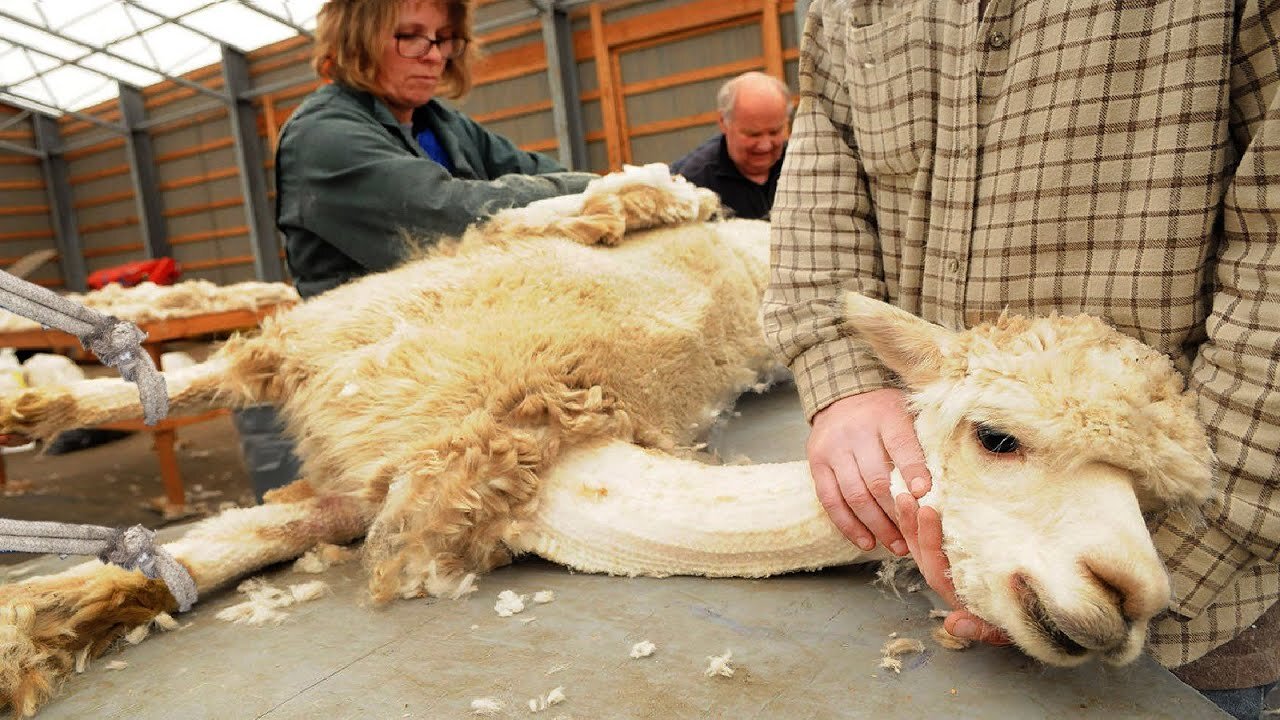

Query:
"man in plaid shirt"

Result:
[[764, 1, 1279, 716]]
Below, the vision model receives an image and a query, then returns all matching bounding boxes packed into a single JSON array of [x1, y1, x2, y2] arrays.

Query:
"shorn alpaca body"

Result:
[[0, 168, 1213, 716]]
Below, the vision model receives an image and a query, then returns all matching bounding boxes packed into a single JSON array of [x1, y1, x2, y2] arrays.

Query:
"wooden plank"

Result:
[[79, 216, 139, 235], [0, 305, 291, 350], [99, 408, 229, 433], [629, 110, 719, 139], [520, 137, 559, 153], [0, 179, 42, 191], [156, 137, 235, 165], [611, 51, 633, 165], [473, 42, 548, 86], [148, 107, 229, 137], [762, 0, 785, 79], [163, 196, 243, 219], [64, 137, 126, 162], [617, 14, 756, 55], [181, 255, 254, 272], [0, 205, 50, 216], [0, 131, 32, 142], [591, 4, 624, 170], [72, 189, 133, 210], [622, 57, 761, 98], [82, 242, 144, 259], [262, 94, 280, 154], [69, 164, 131, 185], [604, 0, 761, 49], [0, 156, 39, 166], [471, 99, 554, 125], [0, 228, 54, 242], [248, 34, 311, 61], [479, 19, 541, 45], [250, 48, 311, 78], [169, 225, 248, 245], [158, 166, 240, 192]]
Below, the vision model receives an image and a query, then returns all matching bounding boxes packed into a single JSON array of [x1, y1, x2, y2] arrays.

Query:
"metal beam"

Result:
[[234, 0, 314, 39], [0, 138, 44, 158], [0, 78, 125, 134], [135, 99, 227, 131], [118, 84, 170, 260], [538, 0, 588, 170], [240, 72, 316, 101], [221, 45, 283, 282], [0, 108, 33, 135], [119, 0, 238, 50], [0, 8, 229, 104], [33, 114, 88, 291]]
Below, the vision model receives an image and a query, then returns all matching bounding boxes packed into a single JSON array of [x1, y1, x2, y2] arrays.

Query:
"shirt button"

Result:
[[948, 258, 961, 274], [989, 30, 1007, 49]]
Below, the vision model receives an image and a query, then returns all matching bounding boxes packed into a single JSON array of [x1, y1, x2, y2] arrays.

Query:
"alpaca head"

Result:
[[843, 294, 1215, 666]]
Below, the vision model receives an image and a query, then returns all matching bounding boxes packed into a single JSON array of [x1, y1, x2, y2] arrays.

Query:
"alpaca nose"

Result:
[[1080, 556, 1171, 623]]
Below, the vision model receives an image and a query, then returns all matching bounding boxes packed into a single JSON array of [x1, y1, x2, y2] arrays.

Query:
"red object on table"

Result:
[[87, 257, 181, 290]]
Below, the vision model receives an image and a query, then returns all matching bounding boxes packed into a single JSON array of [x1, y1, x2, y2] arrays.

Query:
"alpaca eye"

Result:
[[976, 425, 1020, 454]]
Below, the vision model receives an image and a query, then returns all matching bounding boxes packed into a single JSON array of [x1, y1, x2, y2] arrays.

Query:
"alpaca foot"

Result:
[[0, 564, 173, 717], [0, 386, 77, 442], [582, 163, 720, 231]]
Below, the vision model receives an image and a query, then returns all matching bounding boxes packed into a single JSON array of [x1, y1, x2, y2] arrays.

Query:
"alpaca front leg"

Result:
[[0, 487, 377, 717], [0, 357, 233, 441]]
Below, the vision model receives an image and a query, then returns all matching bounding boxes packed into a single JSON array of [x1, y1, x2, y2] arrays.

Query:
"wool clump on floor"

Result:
[[705, 650, 735, 678], [292, 543, 357, 574], [879, 637, 926, 673], [215, 578, 332, 625], [629, 640, 656, 659], [527, 686, 566, 713], [495, 589, 527, 617], [469, 697, 505, 716]]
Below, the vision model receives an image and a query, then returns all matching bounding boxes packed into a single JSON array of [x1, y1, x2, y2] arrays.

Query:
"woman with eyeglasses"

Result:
[[277, 0, 595, 299]]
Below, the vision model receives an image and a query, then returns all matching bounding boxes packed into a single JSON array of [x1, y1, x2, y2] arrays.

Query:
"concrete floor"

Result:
[[3, 383, 1229, 719]]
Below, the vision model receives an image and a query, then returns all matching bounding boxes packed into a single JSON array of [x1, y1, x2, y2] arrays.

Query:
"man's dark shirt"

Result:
[[670, 134, 785, 220]]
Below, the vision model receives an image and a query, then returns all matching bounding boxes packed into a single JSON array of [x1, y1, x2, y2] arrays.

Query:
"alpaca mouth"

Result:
[[1014, 574, 1090, 658], [1028, 610, 1089, 657]]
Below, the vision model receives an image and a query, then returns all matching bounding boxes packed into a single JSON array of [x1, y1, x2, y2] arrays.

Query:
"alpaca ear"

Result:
[[842, 293, 955, 387]]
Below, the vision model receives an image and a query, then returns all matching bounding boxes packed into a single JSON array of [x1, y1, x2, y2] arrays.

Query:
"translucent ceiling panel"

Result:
[[0, 0, 322, 114], [184, 3, 294, 50], [76, 52, 163, 87]]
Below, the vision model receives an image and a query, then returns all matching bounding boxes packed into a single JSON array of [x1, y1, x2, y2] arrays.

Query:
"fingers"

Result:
[[845, 443, 906, 555], [810, 461, 874, 551], [0, 432, 30, 447], [881, 413, 932, 498], [895, 495, 1013, 647], [945, 610, 1012, 646], [895, 495, 962, 608]]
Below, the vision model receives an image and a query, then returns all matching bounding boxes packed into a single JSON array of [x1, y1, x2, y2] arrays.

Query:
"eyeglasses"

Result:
[[394, 33, 469, 60]]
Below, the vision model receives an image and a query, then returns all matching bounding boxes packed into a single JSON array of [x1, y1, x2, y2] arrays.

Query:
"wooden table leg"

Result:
[[0, 451, 6, 490], [152, 428, 185, 510], [144, 342, 163, 370]]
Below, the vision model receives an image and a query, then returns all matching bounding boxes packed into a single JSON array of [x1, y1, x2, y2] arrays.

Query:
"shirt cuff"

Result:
[[789, 336, 895, 422]]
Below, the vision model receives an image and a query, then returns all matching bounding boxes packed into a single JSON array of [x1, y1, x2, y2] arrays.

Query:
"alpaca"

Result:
[[0, 166, 1213, 716]]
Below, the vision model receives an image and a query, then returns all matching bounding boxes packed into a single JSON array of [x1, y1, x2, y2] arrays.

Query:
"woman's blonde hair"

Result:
[[313, 0, 476, 100]]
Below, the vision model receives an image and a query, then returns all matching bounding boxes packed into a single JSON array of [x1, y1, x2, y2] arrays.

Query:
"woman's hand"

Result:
[[806, 388, 932, 555]]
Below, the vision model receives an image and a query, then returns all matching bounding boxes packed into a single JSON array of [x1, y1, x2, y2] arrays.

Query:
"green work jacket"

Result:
[[276, 83, 594, 298]]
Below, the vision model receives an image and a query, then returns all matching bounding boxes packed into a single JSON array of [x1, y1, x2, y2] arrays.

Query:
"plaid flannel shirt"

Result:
[[764, 0, 1280, 669]]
